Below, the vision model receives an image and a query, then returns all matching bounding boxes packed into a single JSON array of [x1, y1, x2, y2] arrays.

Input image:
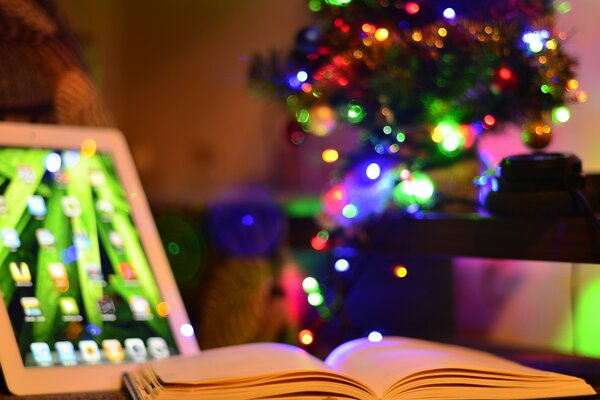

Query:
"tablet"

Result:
[[0, 122, 199, 395]]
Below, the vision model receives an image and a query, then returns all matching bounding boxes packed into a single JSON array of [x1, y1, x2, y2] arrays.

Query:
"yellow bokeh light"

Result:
[[353, 50, 363, 59], [438, 27, 447, 37], [577, 90, 588, 103], [546, 39, 558, 50], [431, 127, 444, 143], [362, 23, 375, 34], [394, 265, 408, 278], [322, 148, 339, 163], [298, 329, 314, 345], [375, 28, 389, 41], [156, 302, 171, 317], [567, 79, 579, 91], [412, 30, 422, 42], [81, 139, 97, 157]]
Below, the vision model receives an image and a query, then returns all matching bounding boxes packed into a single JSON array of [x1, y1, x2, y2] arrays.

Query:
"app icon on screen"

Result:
[[89, 170, 106, 188], [9, 262, 32, 286], [79, 340, 101, 364], [55, 341, 77, 365], [61, 196, 81, 218], [0, 195, 7, 213], [63, 151, 80, 168], [97, 294, 117, 321], [48, 262, 69, 291], [109, 231, 124, 250], [27, 195, 47, 218], [52, 170, 69, 186], [73, 231, 91, 250], [124, 338, 147, 362], [59, 297, 80, 317], [96, 200, 114, 221], [20, 297, 42, 317], [30, 342, 53, 365], [36, 228, 56, 248], [1, 228, 21, 250], [129, 296, 152, 321], [102, 339, 125, 363], [86, 263, 105, 281], [120, 262, 137, 281], [147, 337, 170, 359], [17, 165, 35, 183]]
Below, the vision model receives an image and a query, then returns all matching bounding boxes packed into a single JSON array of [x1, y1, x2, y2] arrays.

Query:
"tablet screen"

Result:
[[0, 145, 179, 367]]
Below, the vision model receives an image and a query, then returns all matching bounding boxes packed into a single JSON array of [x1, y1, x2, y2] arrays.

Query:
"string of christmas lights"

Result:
[[250, 0, 584, 228]]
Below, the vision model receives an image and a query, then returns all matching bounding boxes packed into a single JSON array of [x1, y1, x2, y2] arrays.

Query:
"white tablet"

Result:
[[0, 122, 199, 395]]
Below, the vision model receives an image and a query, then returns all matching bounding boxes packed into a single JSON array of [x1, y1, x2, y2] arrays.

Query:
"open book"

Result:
[[124, 336, 596, 400]]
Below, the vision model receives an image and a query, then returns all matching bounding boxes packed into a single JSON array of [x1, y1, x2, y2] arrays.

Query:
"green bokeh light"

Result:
[[296, 109, 310, 124], [167, 241, 180, 255], [325, 0, 352, 6], [308, 0, 323, 11], [307, 292, 325, 306], [346, 103, 366, 123], [342, 204, 358, 218], [393, 172, 435, 207], [552, 106, 571, 124]]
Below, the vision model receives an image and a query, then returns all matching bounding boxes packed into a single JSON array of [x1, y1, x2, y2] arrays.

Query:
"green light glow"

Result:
[[393, 172, 435, 206], [396, 132, 406, 142], [167, 242, 180, 255], [302, 277, 319, 293], [325, 0, 352, 6], [307, 292, 324, 306], [317, 230, 329, 241], [342, 204, 358, 218], [540, 84, 551, 94], [574, 265, 600, 357], [308, 0, 323, 11], [435, 122, 464, 156], [284, 196, 321, 217], [286, 95, 298, 107], [346, 103, 366, 123], [296, 109, 310, 124], [383, 125, 392, 135], [552, 106, 571, 124], [556, 1, 572, 14]]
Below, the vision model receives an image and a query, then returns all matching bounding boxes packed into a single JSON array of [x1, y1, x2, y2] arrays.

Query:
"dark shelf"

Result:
[[288, 212, 600, 263]]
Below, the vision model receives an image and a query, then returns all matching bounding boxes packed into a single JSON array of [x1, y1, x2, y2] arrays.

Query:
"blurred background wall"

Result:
[[56, 0, 311, 206], [53, 0, 600, 356]]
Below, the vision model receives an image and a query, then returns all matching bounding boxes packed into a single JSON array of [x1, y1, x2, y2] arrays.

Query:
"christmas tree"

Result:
[[250, 0, 583, 227]]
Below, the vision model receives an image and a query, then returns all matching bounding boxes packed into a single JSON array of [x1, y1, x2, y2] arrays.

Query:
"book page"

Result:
[[142, 342, 377, 400], [151, 342, 331, 384], [324, 337, 594, 399]]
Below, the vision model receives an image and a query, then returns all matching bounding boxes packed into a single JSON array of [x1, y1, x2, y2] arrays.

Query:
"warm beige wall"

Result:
[[58, 0, 310, 206]]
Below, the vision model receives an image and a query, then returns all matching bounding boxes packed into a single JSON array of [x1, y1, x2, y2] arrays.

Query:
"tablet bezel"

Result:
[[0, 122, 199, 395]]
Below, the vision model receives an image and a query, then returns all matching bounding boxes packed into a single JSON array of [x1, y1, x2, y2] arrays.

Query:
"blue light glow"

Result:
[[443, 8, 456, 20], [288, 75, 301, 89], [334, 258, 350, 272], [296, 70, 309, 82], [241, 214, 255, 226], [522, 30, 549, 53], [45, 153, 62, 173], [63, 151, 80, 168], [365, 163, 381, 180]]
